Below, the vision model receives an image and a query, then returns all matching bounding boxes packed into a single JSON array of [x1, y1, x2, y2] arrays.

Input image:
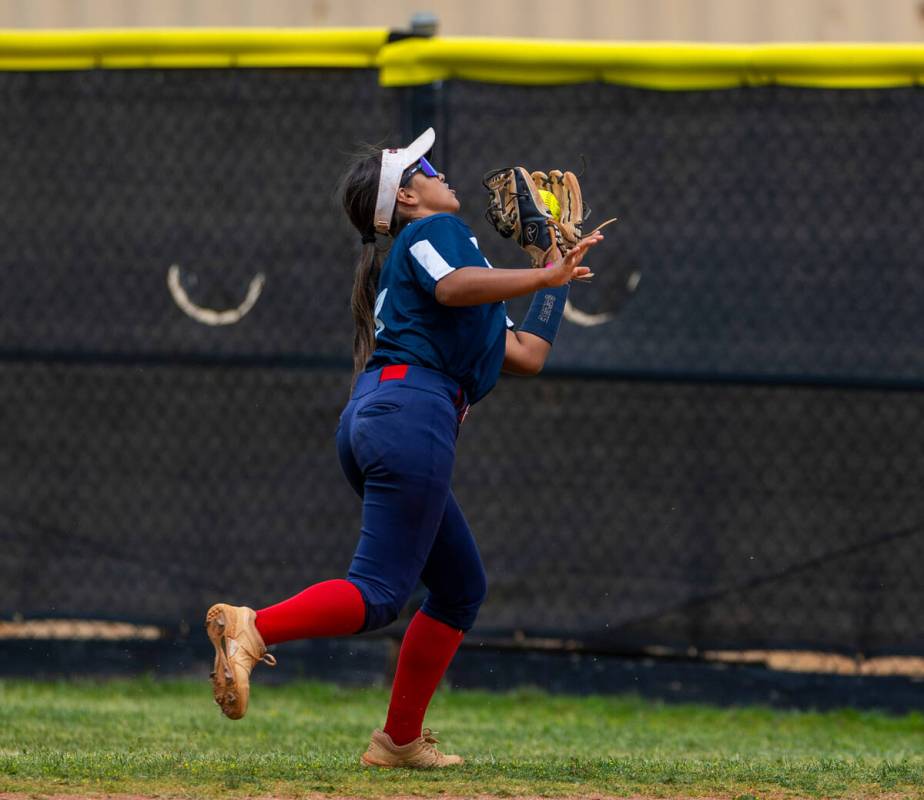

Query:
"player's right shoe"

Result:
[[205, 603, 276, 720], [360, 728, 464, 768]]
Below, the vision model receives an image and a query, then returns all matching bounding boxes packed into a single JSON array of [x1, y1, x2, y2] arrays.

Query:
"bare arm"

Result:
[[435, 266, 548, 306], [502, 329, 551, 376], [434, 232, 603, 307]]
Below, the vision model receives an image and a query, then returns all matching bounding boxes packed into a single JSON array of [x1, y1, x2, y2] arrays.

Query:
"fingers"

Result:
[[580, 236, 604, 253], [547, 234, 604, 286], [564, 234, 604, 265]]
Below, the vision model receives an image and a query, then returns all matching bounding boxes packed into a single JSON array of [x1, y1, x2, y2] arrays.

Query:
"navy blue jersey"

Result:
[[367, 213, 513, 404]]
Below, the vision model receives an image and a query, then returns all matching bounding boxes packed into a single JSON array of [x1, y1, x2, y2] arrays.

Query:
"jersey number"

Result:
[[373, 288, 388, 338]]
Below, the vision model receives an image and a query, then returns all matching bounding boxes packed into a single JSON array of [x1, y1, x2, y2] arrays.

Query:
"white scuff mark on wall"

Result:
[[167, 264, 265, 326]]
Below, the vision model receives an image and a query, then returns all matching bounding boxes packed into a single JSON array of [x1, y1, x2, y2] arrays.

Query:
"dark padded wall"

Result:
[[2, 70, 922, 655], [447, 83, 924, 381], [0, 69, 395, 360]]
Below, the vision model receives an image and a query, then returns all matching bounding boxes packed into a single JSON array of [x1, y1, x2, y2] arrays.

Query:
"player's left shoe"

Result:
[[360, 728, 464, 768], [205, 603, 277, 720]]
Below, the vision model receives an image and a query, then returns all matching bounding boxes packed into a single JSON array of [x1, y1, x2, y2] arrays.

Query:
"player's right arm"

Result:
[[434, 233, 602, 307]]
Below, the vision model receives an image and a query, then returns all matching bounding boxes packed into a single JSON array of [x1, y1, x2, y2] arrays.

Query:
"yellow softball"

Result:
[[538, 189, 561, 221]]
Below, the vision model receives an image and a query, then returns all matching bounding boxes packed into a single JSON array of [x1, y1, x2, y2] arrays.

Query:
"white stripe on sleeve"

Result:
[[471, 236, 492, 267], [410, 240, 455, 282]]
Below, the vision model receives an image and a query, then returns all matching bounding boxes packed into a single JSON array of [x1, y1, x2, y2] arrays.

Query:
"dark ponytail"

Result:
[[338, 147, 397, 384], [349, 238, 382, 379]]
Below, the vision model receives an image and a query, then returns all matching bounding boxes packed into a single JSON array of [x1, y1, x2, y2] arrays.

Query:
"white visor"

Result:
[[373, 127, 436, 235]]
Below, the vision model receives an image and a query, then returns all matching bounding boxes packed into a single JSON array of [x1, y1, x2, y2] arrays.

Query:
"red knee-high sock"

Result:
[[384, 611, 464, 746], [254, 579, 366, 646]]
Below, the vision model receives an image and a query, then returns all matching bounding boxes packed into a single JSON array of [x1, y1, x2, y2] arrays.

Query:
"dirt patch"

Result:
[[2, 794, 913, 800], [0, 620, 161, 640], [701, 648, 924, 678], [5, 620, 924, 678], [0, 795, 770, 800]]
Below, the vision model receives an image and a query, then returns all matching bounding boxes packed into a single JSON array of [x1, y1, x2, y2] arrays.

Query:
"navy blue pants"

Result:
[[336, 365, 487, 632]]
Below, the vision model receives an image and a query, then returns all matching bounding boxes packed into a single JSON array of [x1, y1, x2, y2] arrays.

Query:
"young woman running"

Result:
[[206, 128, 603, 768]]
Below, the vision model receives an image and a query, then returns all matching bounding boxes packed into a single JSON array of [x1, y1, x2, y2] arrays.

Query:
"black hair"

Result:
[[338, 146, 405, 384]]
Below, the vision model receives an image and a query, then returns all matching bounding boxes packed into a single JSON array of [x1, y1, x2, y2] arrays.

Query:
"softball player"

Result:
[[206, 128, 602, 768]]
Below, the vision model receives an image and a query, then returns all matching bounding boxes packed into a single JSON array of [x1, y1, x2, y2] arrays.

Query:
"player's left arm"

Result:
[[502, 330, 551, 376], [501, 237, 604, 376]]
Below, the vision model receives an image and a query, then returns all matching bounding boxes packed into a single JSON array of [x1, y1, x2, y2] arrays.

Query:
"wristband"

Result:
[[518, 283, 569, 344]]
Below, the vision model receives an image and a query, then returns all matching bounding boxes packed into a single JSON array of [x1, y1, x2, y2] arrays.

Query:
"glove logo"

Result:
[[524, 222, 539, 244]]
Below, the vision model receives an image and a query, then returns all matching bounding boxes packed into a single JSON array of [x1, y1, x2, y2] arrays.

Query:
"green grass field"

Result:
[[1, 678, 922, 799]]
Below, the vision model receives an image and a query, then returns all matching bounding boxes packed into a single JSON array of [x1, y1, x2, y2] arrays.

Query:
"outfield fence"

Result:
[[2, 31, 924, 658]]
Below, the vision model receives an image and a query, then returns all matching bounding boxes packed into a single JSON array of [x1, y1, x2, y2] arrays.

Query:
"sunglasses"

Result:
[[400, 156, 439, 186]]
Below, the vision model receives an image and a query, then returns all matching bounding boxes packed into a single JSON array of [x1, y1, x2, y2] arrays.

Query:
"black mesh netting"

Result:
[[1, 70, 923, 655], [448, 82, 924, 380], [0, 69, 396, 360]]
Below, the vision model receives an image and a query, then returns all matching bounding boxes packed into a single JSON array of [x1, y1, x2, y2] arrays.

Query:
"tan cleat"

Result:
[[205, 603, 276, 720], [360, 728, 464, 769]]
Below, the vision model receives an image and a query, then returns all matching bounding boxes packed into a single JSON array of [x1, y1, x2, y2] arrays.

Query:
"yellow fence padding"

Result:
[[377, 38, 924, 89], [0, 28, 388, 71], [1, 29, 923, 89]]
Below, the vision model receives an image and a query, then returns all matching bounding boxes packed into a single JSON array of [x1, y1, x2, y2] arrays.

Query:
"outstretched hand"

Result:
[[542, 232, 604, 287]]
